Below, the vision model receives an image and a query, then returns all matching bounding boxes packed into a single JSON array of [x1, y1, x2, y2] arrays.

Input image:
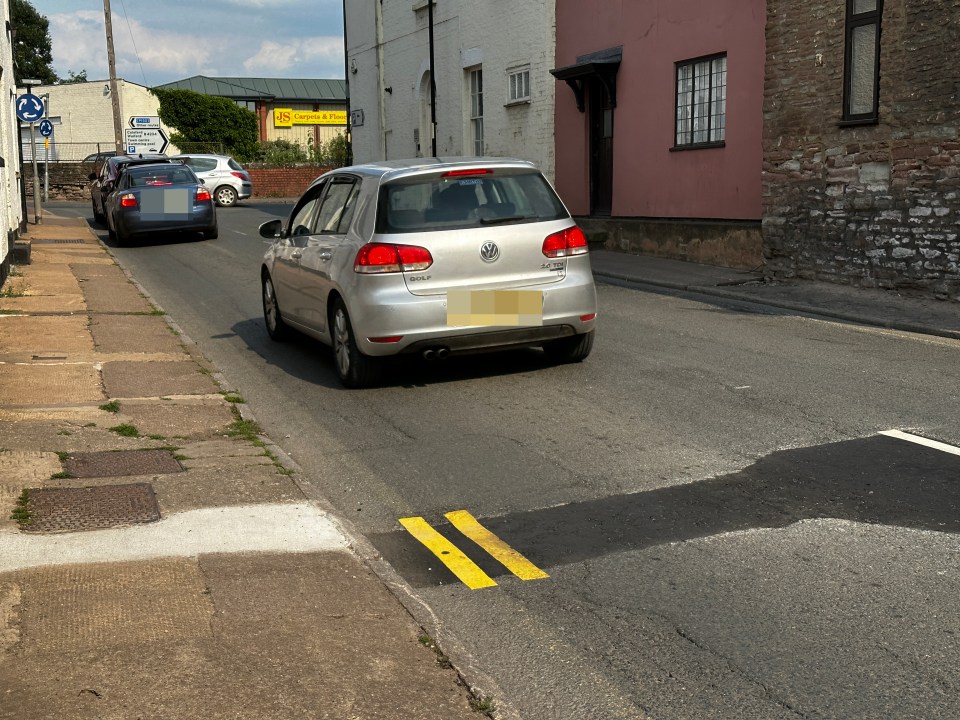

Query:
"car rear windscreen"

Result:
[[376, 169, 568, 233]]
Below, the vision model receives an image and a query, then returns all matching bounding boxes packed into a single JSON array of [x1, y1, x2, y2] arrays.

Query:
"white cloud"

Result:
[[48, 10, 217, 84], [40, 3, 344, 85], [243, 37, 343, 74]]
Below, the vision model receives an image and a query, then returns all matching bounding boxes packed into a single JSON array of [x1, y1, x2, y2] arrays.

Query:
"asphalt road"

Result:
[[51, 201, 960, 720]]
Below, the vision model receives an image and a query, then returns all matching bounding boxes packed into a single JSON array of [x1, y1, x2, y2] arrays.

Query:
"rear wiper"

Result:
[[479, 214, 530, 225]]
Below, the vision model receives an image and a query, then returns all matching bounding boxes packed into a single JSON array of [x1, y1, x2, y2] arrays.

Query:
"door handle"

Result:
[[292, 251, 302, 260], [318, 251, 332, 261]]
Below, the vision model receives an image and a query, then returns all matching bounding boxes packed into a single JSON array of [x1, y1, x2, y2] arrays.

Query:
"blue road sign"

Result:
[[16, 93, 45, 123], [38, 119, 53, 137]]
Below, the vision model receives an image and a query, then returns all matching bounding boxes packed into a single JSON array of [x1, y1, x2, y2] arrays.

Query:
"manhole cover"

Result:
[[22, 483, 161, 533], [64, 449, 183, 478]]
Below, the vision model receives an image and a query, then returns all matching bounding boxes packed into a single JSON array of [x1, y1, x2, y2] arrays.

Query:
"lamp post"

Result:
[[427, 0, 437, 157]]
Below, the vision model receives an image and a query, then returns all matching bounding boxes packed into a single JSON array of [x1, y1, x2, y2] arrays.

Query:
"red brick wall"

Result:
[[763, 0, 960, 299], [246, 165, 332, 198]]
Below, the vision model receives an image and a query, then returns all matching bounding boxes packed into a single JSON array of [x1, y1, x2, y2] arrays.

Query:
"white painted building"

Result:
[[18, 80, 178, 162], [1, 6, 23, 280], [345, 0, 556, 181]]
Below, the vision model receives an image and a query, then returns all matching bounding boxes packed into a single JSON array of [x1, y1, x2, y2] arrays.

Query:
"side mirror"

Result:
[[198, 178, 205, 184], [88, 172, 97, 181], [259, 218, 283, 239]]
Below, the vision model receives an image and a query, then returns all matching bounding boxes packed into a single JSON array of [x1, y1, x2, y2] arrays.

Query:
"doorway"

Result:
[[589, 79, 614, 216]]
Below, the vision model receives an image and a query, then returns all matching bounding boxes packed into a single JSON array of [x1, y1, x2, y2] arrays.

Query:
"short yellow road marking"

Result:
[[445, 510, 549, 581], [399, 516, 497, 589]]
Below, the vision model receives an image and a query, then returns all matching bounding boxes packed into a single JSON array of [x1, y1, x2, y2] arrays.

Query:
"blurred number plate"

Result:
[[447, 290, 543, 327], [141, 188, 189, 218]]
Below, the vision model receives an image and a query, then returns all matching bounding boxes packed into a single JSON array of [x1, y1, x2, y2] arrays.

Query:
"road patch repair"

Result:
[[0, 212, 487, 720]]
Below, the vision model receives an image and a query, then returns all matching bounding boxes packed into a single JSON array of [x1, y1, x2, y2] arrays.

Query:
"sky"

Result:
[[30, 0, 347, 87]]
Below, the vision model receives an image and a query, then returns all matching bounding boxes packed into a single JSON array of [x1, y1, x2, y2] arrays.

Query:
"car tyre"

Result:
[[262, 274, 290, 341], [214, 185, 238, 207], [543, 330, 594, 364], [107, 219, 119, 245], [331, 298, 381, 388], [91, 200, 104, 225]]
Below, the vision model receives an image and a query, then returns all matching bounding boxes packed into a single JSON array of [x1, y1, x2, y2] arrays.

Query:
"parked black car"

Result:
[[89, 155, 173, 224], [104, 162, 218, 245]]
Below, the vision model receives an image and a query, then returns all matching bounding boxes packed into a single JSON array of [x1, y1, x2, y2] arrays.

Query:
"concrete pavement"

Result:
[[0, 212, 492, 720]]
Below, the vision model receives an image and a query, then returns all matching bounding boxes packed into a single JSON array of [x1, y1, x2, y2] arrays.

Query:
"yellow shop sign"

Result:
[[274, 108, 347, 127]]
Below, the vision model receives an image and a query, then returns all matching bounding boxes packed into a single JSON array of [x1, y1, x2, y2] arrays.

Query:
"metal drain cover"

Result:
[[23, 483, 161, 533], [64, 449, 183, 478], [32, 238, 88, 244]]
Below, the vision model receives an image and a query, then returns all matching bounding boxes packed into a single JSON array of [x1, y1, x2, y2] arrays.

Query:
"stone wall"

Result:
[[578, 217, 763, 271], [23, 164, 91, 202], [763, 0, 960, 299]]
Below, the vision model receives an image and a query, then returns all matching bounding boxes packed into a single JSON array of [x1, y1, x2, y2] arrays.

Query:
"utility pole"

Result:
[[103, 0, 124, 153]]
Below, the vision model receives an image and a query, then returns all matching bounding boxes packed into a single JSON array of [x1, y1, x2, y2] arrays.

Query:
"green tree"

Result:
[[151, 88, 259, 161], [58, 69, 88, 84], [11, 0, 58, 85]]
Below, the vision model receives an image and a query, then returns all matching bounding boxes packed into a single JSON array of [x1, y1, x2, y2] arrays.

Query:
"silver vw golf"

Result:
[[259, 158, 597, 388]]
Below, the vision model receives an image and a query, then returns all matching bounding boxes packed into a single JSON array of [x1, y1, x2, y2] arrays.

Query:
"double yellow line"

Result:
[[399, 509, 548, 590]]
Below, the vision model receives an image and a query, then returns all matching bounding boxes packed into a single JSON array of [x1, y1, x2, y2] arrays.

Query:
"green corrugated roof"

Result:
[[153, 76, 347, 102]]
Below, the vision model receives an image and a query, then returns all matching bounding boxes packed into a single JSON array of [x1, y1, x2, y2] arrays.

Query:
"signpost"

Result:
[[17, 89, 44, 224], [38, 119, 53, 137], [123, 127, 168, 155], [129, 116, 160, 129], [15, 93, 44, 123]]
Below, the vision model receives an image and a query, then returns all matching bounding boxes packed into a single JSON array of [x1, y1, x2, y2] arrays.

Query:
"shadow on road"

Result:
[[371, 434, 960, 586]]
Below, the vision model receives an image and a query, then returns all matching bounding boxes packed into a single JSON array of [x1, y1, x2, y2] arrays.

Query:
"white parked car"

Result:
[[169, 154, 252, 207], [259, 157, 597, 388]]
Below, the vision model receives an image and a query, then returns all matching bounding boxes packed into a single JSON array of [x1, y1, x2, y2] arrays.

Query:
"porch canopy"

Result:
[[550, 46, 622, 112]]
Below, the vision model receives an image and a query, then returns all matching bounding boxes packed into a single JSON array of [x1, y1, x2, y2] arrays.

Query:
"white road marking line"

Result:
[[0, 503, 348, 573], [880, 429, 960, 457], [234, 231, 247, 236]]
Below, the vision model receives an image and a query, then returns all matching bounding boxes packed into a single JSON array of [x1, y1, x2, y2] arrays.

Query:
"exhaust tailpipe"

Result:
[[422, 348, 437, 361], [436, 347, 450, 359]]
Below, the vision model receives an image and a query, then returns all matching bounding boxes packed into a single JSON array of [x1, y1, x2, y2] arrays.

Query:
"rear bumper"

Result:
[[115, 206, 216, 238], [348, 265, 597, 357], [402, 325, 577, 355]]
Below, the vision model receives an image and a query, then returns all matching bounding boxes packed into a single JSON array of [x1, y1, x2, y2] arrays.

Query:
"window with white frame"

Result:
[[508, 66, 530, 103], [470, 67, 484, 156], [675, 54, 726, 148]]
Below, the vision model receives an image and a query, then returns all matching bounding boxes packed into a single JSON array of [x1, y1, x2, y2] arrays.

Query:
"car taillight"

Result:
[[196, 187, 212, 202], [230, 171, 249, 181], [120, 193, 137, 208], [542, 226, 589, 258], [355, 243, 433, 274]]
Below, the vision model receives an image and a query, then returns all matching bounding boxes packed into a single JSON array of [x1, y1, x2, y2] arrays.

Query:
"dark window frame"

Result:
[[841, 0, 883, 124], [673, 52, 727, 151]]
